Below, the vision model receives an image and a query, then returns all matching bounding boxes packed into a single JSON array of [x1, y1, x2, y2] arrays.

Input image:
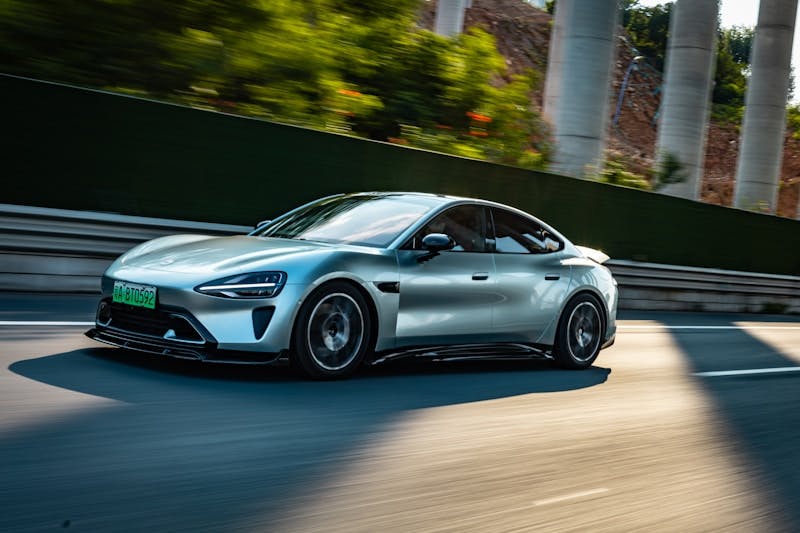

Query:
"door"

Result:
[[395, 205, 497, 347], [490, 207, 572, 343]]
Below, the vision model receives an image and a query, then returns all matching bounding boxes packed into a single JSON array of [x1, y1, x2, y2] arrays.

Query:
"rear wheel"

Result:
[[553, 294, 604, 369], [292, 282, 372, 379]]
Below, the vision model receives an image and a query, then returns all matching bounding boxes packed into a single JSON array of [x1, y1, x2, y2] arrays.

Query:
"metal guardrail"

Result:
[[0, 204, 250, 292], [606, 260, 800, 313], [0, 203, 250, 257], [1, 204, 798, 313]]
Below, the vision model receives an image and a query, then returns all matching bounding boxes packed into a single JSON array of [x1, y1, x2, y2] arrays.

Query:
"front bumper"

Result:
[[86, 298, 285, 364], [95, 266, 309, 353]]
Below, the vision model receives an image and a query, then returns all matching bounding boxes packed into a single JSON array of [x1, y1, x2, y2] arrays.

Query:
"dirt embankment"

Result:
[[420, 0, 799, 218]]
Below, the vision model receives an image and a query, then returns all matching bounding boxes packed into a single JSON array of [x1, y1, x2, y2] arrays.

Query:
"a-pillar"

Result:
[[656, 0, 719, 200], [435, 0, 467, 37], [734, 0, 798, 213], [550, 0, 620, 178]]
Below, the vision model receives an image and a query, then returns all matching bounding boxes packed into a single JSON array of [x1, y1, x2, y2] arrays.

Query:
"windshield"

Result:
[[252, 194, 440, 248]]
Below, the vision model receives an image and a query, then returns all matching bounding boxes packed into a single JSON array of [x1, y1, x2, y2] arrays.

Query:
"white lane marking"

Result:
[[619, 325, 800, 330], [693, 367, 800, 378], [533, 488, 610, 506], [0, 321, 94, 326]]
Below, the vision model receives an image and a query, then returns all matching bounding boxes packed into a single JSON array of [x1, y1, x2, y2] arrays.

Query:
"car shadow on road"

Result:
[[2, 347, 609, 532], [661, 314, 800, 530]]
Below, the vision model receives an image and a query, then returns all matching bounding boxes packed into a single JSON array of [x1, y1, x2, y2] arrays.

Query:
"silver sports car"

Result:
[[86, 192, 617, 378]]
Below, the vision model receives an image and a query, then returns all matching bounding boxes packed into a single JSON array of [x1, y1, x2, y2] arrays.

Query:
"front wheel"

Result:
[[292, 282, 372, 379], [553, 294, 604, 369]]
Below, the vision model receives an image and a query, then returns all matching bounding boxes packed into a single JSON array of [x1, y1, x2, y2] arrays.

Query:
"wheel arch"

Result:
[[551, 288, 608, 369], [290, 276, 380, 353], [558, 287, 608, 341]]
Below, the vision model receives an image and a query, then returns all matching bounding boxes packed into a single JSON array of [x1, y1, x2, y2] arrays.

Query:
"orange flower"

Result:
[[466, 111, 492, 123]]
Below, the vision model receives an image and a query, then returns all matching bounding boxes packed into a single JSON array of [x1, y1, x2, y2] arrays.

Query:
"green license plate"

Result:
[[112, 280, 157, 309]]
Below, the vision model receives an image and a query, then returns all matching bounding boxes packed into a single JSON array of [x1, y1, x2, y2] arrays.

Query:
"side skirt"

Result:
[[370, 343, 553, 366]]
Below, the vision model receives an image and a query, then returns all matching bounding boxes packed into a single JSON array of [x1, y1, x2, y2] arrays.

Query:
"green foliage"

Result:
[[710, 102, 744, 124], [398, 125, 487, 160], [712, 27, 753, 124], [0, 0, 550, 168], [652, 152, 688, 190], [713, 29, 748, 106], [392, 68, 550, 170], [595, 155, 652, 190], [786, 104, 800, 139], [725, 26, 754, 64]]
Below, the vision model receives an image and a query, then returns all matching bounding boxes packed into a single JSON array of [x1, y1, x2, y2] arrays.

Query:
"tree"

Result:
[[623, 2, 672, 70], [711, 26, 752, 123], [725, 25, 754, 64]]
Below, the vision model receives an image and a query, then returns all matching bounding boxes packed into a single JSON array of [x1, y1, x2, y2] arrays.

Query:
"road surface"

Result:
[[1, 293, 799, 532]]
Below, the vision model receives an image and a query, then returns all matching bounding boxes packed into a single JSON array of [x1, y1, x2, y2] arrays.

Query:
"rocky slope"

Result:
[[421, 0, 799, 218]]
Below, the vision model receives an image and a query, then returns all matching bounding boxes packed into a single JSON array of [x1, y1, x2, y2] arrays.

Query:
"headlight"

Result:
[[195, 271, 287, 299]]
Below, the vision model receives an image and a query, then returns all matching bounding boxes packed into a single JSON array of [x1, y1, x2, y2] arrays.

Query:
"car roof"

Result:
[[344, 191, 533, 215], [341, 192, 570, 248], [343, 191, 455, 201], [342, 191, 492, 207]]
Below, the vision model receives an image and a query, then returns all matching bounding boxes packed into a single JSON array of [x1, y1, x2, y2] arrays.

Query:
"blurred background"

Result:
[[3, 0, 798, 216], [0, 0, 550, 169]]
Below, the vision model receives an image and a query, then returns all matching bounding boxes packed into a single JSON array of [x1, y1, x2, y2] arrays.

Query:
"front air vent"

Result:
[[252, 307, 275, 339]]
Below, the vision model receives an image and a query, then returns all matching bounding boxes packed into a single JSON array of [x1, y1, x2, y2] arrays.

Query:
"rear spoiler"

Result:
[[575, 245, 610, 265]]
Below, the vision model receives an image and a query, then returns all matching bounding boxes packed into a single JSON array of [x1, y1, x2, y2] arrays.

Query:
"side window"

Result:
[[405, 205, 488, 252], [491, 208, 562, 254]]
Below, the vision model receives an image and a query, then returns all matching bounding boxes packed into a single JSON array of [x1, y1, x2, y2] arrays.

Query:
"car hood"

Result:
[[120, 235, 336, 274]]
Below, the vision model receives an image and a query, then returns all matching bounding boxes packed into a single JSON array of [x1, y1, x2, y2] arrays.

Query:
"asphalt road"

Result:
[[1, 294, 800, 532]]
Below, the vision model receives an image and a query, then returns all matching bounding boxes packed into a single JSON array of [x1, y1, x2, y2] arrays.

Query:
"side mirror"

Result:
[[417, 233, 455, 263], [422, 233, 455, 252], [254, 219, 271, 230], [544, 237, 561, 252]]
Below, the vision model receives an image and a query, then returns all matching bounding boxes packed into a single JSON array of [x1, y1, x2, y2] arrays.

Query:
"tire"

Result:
[[291, 281, 373, 379], [553, 293, 604, 369]]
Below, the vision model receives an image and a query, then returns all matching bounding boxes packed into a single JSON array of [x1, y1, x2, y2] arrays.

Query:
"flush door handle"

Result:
[[472, 272, 489, 281], [545, 274, 560, 281]]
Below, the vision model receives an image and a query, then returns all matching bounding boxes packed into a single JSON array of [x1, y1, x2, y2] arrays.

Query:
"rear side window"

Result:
[[491, 208, 562, 254]]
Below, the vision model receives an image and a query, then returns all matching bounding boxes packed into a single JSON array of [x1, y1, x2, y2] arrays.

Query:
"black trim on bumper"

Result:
[[85, 326, 283, 365]]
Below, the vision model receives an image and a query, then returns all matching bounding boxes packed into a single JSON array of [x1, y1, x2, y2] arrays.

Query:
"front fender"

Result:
[[284, 252, 400, 353]]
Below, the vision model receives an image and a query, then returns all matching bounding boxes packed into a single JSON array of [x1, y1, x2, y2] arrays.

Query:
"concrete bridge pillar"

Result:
[[656, 0, 719, 200], [550, 0, 620, 178], [435, 0, 467, 37], [543, 0, 572, 123], [734, 0, 798, 213]]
